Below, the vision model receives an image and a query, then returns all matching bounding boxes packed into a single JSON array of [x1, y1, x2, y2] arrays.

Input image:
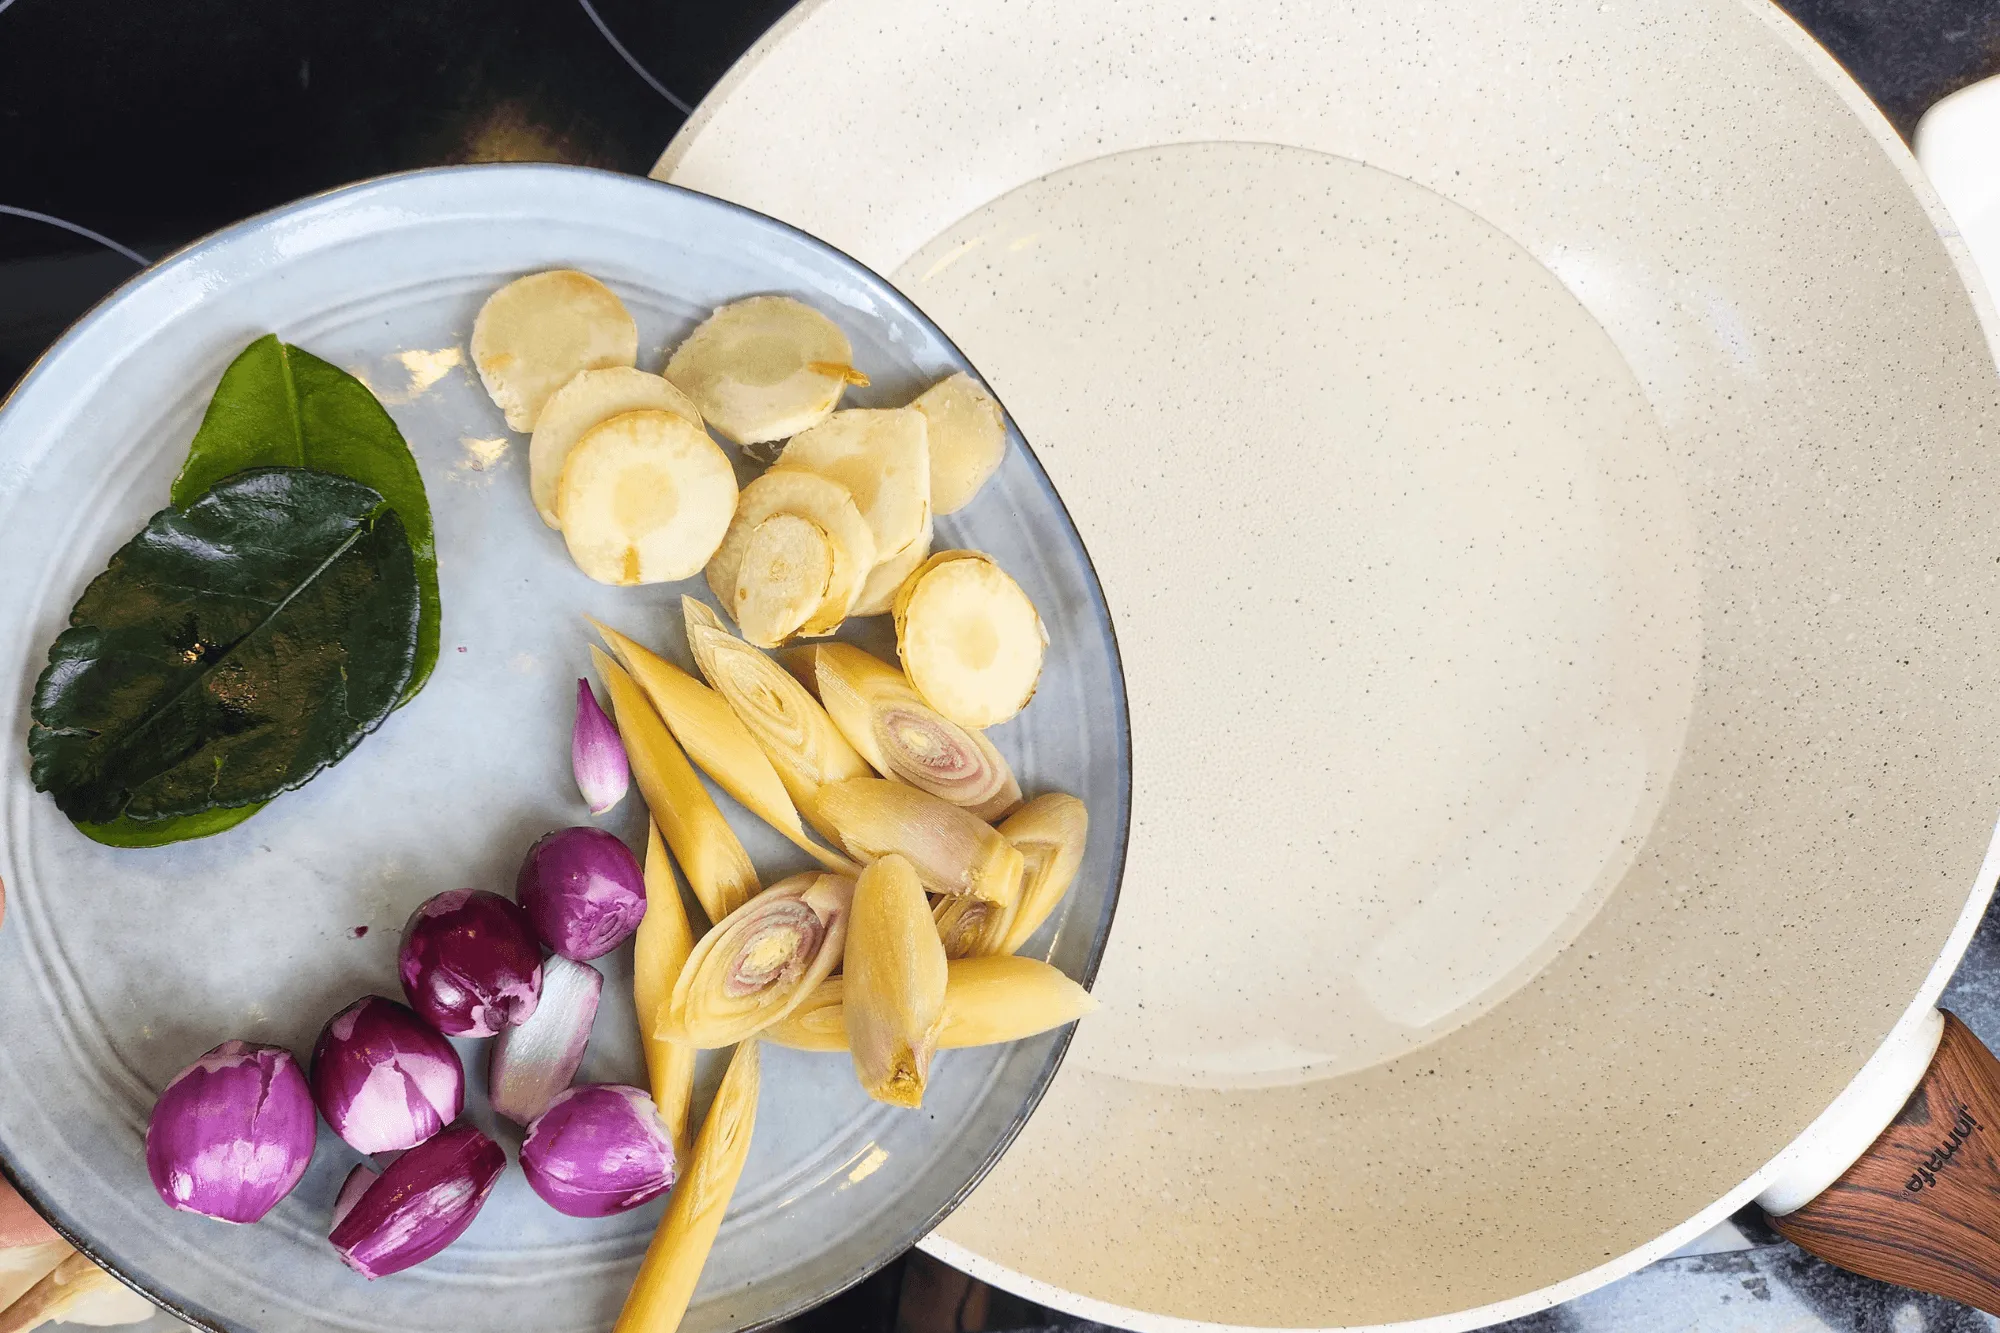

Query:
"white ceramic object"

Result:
[[0, 165, 1127, 1333], [1918, 74, 2000, 326], [661, 1, 2000, 1328]]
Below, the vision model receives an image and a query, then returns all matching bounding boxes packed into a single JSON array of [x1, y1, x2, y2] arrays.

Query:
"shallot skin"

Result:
[[398, 888, 544, 1038], [145, 1040, 318, 1224], [310, 996, 465, 1154], [329, 1125, 505, 1279], [520, 1084, 678, 1218], [572, 678, 632, 815], [516, 827, 646, 961]]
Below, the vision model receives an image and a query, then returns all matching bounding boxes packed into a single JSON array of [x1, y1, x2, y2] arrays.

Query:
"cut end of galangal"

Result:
[[557, 410, 738, 585], [472, 270, 638, 433]]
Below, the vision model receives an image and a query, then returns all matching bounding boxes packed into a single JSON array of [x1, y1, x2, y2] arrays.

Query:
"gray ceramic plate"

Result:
[[0, 164, 1127, 1333]]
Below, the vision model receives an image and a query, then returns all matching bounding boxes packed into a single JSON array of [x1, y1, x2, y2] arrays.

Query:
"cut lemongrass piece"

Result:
[[897, 551, 1046, 727], [934, 891, 1016, 960], [999, 794, 1090, 954], [851, 519, 932, 619], [684, 598, 871, 845], [634, 822, 698, 1153], [766, 956, 1096, 1052], [592, 621, 847, 872], [664, 295, 855, 445], [0, 1241, 69, 1316], [614, 1040, 760, 1333], [556, 410, 738, 585], [844, 855, 947, 1108], [662, 873, 854, 1048], [473, 269, 638, 432], [761, 976, 847, 1052], [0, 1252, 153, 1333], [812, 777, 1025, 905], [799, 642, 1021, 820], [935, 955, 1096, 1045], [774, 408, 931, 567], [706, 469, 875, 635], [910, 372, 1006, 515], [733, 513, 834, 648], [594, 647, 759, 922], [529, 367, 703, 528]]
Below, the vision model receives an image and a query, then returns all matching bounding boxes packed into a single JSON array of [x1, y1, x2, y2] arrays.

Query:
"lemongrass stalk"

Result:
[[683, 598, 871, 844], [844, 855, 948, 1107], [795, 642, 1021, 820], [762, 976, 848, 1052], [593, 618, 851, 873], [594, 647, 758, 922], [812, 777, 1024, 904], [594, 617, 795, 824], [934, 890, 1018, 960], [766, 956, 1095, 1052], [663, 873, 854, 1048], [998, 794, 1090, 954], [635, 822, 699, 1155], [0, 1243, 70, 1317], [937, 954, 1096, 1045], [0, 1252, 149, 1333], [613, 1041, 760, 1333]]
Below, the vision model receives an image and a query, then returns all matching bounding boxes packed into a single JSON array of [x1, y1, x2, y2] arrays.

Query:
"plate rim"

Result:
[[0, 159, 1133, 1333]]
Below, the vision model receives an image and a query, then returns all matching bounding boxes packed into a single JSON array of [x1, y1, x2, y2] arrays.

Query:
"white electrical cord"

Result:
[[0, 206, 147, 267]]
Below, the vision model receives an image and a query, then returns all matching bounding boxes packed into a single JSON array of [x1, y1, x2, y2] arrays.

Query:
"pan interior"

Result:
[[661, 0, 2000, 1322], [903, 141, 1702, 1087]]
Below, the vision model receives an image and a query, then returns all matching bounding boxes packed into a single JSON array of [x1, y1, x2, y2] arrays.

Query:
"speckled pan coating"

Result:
[[661, 1, 2000, 1328]]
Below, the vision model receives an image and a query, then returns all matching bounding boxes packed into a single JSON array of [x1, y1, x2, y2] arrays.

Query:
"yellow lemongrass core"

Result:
[[724, 902, 824, 998], [880, 708, 989, 794], [937, 898, 1000, 959]]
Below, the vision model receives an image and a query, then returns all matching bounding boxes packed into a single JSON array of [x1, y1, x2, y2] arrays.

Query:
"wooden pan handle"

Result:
[[1772, 1011, 2000, 1312]]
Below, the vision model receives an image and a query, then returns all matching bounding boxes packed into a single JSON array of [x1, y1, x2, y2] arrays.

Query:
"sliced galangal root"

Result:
[[472, 270, 638, 432], [774, 408, 931, 568], [706, 470, 876, 636], [891, 550, 982, 641], [664, 295, 863, 445], [910, 373, 1006, 515], [850, 521, 931, 618], [557, 409, 738, 585], [733, 513, 835, 648], [896, 550, 1046, 727], [529, 367, 703, 528]]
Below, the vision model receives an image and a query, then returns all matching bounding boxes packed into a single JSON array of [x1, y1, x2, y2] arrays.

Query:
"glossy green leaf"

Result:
[[172, 335, 440, 696], [29, 468, 420, 828], [74, 802, 265, 848]]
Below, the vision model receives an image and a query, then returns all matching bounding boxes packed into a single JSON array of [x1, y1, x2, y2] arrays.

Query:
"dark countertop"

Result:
[[3, 2, 1999, 1331]]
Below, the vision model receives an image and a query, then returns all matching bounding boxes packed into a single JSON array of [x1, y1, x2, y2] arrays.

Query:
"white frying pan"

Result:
[[660, 0, 2000, 1327]]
